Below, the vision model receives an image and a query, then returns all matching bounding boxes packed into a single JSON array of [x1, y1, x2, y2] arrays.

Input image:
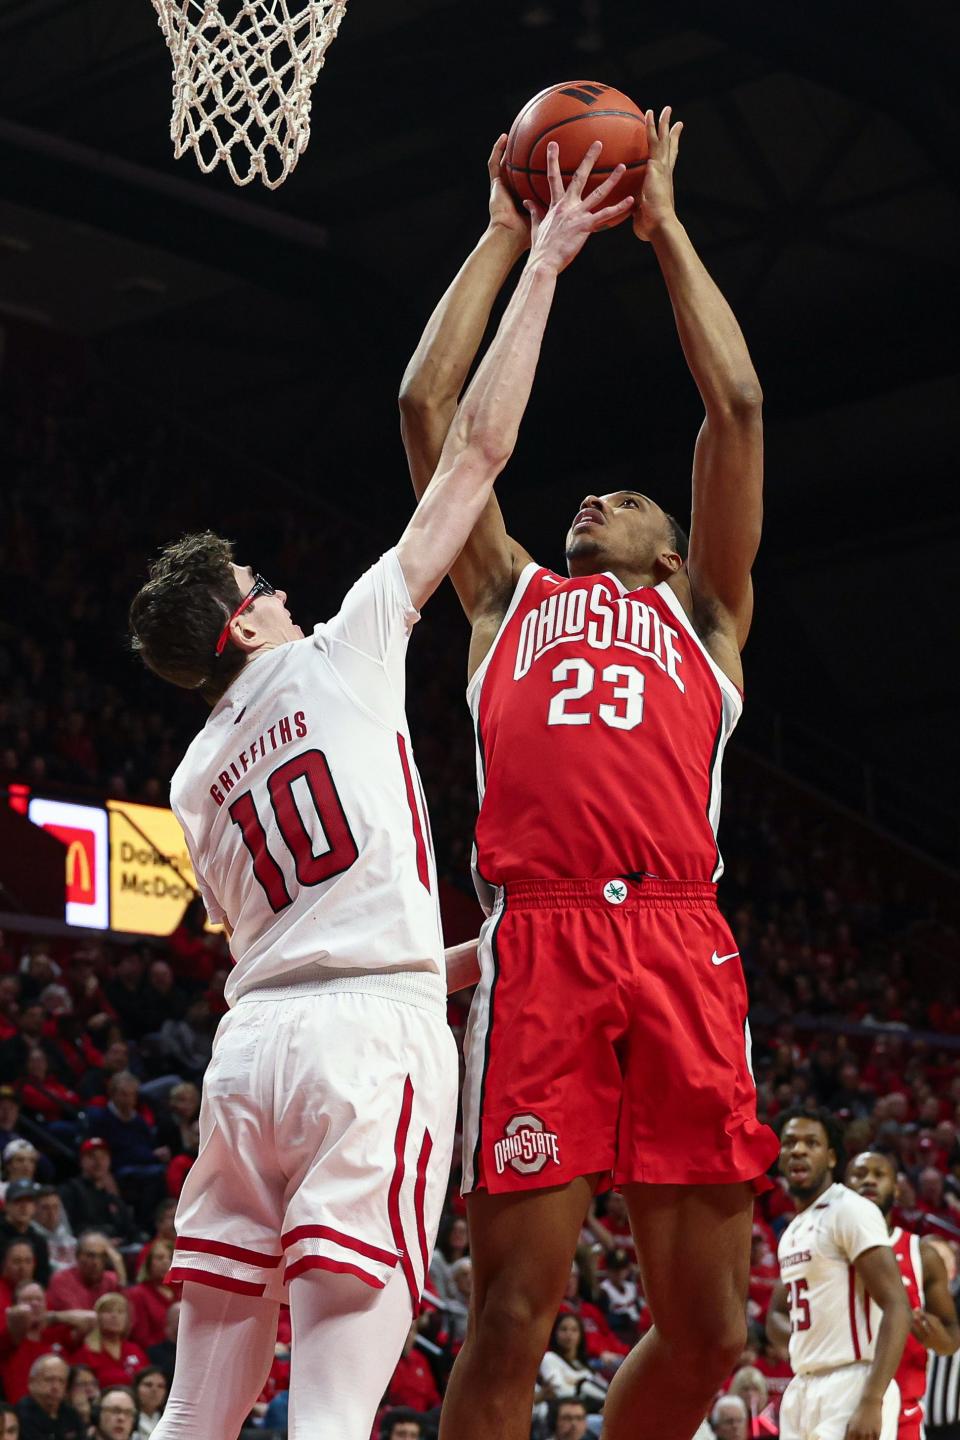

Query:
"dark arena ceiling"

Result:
[[1, 0, 958, 856]]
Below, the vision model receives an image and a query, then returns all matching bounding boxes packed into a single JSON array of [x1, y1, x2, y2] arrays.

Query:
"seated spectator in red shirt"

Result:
[[124, 1242, 178, 1349], [68, 1293, 148, 1388], [0, 1242, 36, 1313], [46, 1233, 124, 1313], [747, 1225, 780, 1322], [916, 1166, 959, 1227], [18, 1049, 81, 1123], [558, 1261, 628, 1372], [384, 1321, 441, 1415], [0, 1280, 96, 1402]]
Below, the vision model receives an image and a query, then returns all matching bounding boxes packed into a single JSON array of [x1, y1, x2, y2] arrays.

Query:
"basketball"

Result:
[[504, 80, 648, 226]]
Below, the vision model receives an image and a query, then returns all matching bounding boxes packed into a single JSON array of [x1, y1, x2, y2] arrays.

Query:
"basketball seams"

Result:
[[517, 107, 646, 163]]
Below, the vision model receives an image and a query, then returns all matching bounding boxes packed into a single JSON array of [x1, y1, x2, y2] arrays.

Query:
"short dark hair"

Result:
[[776, 1106, 846, 1177], [548, 1311, 588, 1365], [666, 513, 689, 561], [381, 1408, 422, 1438], [128, 531, 246, 703]]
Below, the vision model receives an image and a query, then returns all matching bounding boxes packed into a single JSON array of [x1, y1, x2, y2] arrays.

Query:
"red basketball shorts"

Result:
[[461, 877, 779, 1194]]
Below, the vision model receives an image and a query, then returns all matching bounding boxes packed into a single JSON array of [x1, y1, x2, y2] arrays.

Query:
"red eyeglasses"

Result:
[[214, 575, 276, 657]]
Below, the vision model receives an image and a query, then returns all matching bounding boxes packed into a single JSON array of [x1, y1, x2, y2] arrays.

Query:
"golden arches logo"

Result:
[[65, 839, 92, 896]]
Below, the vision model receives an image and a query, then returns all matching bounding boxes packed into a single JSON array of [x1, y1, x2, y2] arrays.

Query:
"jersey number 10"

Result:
[[228, 749, 359, 914]]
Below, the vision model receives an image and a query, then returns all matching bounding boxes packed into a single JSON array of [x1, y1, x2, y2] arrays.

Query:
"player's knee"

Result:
[[660, 1306, 746, 1380], [471, 1286, 555, 1369]]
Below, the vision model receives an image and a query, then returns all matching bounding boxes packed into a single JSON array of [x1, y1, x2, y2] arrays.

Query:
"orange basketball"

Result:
[[505, 80, 648, 227]]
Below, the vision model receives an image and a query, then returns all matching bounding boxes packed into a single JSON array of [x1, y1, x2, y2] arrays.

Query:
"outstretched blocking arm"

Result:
[[399, 138, 536, 622], [636, 109, 763, 660], [396, 144, 633, 613]]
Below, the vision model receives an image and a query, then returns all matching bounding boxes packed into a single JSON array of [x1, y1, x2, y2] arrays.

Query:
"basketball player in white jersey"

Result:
[[847, 1150, 960, 1440], [126, 147, 634, 1440], [767, 1110, 910, 1440]]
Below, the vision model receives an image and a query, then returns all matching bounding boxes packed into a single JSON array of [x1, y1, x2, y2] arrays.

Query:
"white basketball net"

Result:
[[151, 0, 349, 189]]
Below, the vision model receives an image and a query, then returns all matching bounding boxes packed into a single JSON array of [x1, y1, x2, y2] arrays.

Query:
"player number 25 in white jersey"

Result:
[[777, 1182, 893, 1375]]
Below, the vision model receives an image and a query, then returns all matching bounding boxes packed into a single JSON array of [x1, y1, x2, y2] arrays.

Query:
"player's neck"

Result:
[[794, 1173, 836, 1213], [571, 561, 660, 590]]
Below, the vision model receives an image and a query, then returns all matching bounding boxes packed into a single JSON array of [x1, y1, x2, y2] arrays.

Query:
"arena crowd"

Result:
[[1, 358, 958, 1438]]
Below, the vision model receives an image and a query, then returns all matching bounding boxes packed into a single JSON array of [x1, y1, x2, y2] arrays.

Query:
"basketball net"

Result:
[[151, 0, 349, 189]]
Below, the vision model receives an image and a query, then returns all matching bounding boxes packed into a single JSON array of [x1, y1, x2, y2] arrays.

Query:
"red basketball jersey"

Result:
[[891, 1226, 928, 1406], [470, 566, 742, 898]]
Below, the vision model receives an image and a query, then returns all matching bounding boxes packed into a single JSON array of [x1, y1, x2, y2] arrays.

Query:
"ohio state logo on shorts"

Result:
[[493, 1112, 561, 1176]]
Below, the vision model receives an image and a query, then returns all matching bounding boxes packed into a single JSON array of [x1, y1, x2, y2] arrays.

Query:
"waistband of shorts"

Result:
[[500, 877, 718, 910], [233, 969, 447, 1016]]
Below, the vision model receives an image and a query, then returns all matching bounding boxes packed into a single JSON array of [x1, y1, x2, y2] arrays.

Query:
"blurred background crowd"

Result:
[[0, 344, 958, 1440]]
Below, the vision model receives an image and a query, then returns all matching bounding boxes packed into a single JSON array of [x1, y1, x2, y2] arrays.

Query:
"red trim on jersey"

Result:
[[168, 1267, 266, 1297], [388, 1075, 420, 1308], [175, 1236, 283, 1268], [285, 1255, 385, 1289], [397, 734, 430, 893], [280, 1224, 398, 1269], [848, 1265, 861, 1360], [414, 1127, 433, 1285], [865, 1294, 873, 1343]]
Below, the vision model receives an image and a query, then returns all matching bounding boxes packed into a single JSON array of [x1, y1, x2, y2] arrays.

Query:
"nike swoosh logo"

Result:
[[711, 950, 740, 966]]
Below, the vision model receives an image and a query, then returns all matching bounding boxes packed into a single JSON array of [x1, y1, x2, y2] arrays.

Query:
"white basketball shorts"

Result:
[[779, 1366, 900, 1440], [168, 978, 458, 1309]]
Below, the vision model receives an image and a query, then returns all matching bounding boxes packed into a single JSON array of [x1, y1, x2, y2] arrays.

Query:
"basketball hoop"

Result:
[[151, 0, 349, 189]]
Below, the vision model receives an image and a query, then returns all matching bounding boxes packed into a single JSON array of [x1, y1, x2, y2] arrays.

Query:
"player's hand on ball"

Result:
[[844, 1397, 884, 1440], [488, 134, 530, 248], [526, 141, 634, 273], [633, 105, 683, 242]]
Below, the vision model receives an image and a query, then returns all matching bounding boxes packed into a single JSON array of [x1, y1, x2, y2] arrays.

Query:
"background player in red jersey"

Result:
[[400, 110, 776, 1440], [847, 1151, 960, 1440]]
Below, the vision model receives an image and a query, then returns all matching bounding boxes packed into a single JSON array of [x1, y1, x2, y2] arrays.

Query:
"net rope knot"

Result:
[[152, 0, 349, 189]]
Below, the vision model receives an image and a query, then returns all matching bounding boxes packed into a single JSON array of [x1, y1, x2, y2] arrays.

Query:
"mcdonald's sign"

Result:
[[26, 798, 109, 930]]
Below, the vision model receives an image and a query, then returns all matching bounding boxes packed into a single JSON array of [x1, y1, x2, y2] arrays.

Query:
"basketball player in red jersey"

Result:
[[848, 1151, 960, 1440], [400, 109, 778, 1440]]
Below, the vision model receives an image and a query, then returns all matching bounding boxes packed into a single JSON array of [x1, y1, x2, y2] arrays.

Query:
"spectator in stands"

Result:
[[0, 1403, 18, 1438], [379, 1410, 423, 1440], [156, 1085, 199, 1159], [145, 1303, 178, 1381], [383, 1321, 441, 1420], [17, 1052, 80, 1136], [104, 956, 152, 1041], [537, 1315, 608, 1417], [546, 1397, 589, 1440], [728, 1366, 777, 1437], [0, 1143, 40, 1203], [0, 1183, 50, 1286], [143, 1001, 213, 1085], [32, 1189, 75, 1275], [597, 1249, 643, 1342], [131, 1369, 166, 1438], [0, 1088, 26, 1153], [446, 1257, 471, 1344], [0, 1280, 96, 1403], [918, 1166, 960, 1227], [141, 964, 186, 1028], [66, 1366, 99, 1431], [68, 1294, 147, 1389], [46, 1233, 124, 1313], [125, 1242, 176, 1349], [429, 1215, 469, 1306], [0, 1243, 36, 1312], [559, 1260, 628, 1372], [711, 1394, 750, 1440], [78, 1044, 131, 1104], [58, 1142, 138, 1245], [91, 1386, 136, 1440], [15, 1353, 84, 1440], [85, 1077, 168, 1225]]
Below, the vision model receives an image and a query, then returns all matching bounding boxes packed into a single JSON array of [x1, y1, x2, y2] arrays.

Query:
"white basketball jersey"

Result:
[[778, 1182, 892, 1375], [170, 551, 443, 1007]]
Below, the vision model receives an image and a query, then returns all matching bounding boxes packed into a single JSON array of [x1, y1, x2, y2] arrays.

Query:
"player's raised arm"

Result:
[[847, 1245, 911, 1440], [398, 138, 536, 622], [396, 142, 633, 613], [635, 108, 763, 661]]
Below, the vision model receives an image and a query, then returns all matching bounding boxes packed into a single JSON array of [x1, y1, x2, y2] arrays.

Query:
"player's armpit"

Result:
[[686, 402, 763, 652]]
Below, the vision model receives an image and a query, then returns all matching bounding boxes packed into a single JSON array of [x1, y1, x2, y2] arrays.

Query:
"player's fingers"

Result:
[[589, 195, 635, 229], [546, 141, 564, 204], [670, 120, 683, 167], [488, 134, 508, 178], [645, 109, 658, 148], [568, 140, 602, 198], [658, 105, 672, 143], [523, 198, 546, 231], [581, 162, 626, 209]]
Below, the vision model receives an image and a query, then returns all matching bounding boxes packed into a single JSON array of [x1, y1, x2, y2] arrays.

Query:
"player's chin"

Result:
[[565, 534, 606, 568]]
